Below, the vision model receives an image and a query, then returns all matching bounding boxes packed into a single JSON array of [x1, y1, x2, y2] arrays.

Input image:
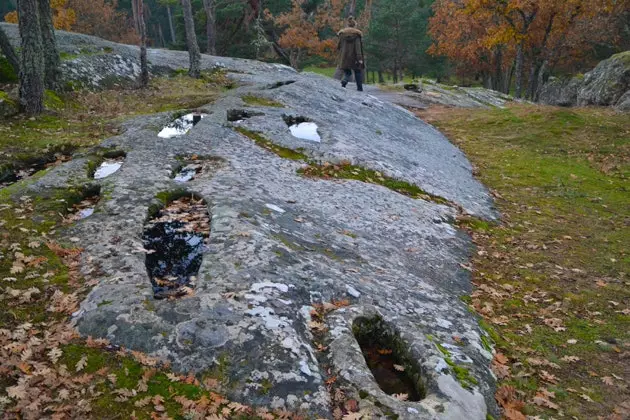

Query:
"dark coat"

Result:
[[337, 27, 364, 70]]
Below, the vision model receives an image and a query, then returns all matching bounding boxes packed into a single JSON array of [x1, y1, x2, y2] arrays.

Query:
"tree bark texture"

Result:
[[37, 0, 60, 90], [0, 26, 20, 76], [181, 0, 201, 78], [514, 42, 524, 98], [202, 0, 216, 55], [18, 0, 45, 114], [166, 5, 176, 44], [136, 0, 149, 87]]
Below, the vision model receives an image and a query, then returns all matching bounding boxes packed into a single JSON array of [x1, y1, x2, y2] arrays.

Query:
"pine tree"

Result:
[[37, 0, 61, 90], [180, 0, 201, 77], [18, 0, 45, 114]]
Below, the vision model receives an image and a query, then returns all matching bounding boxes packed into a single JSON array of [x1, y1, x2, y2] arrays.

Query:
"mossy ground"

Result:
[[241, 94, 284, 108], [421, 104, 629, 418], [0, 71, 231, 172]]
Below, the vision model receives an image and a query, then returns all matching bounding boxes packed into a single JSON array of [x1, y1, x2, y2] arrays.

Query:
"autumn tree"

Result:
[[429, 0, 628, 98], [181, 0, 201, 77], [65, 0, 139, 44], [5, 0, 75, 30], [18, 0, 45, 114]]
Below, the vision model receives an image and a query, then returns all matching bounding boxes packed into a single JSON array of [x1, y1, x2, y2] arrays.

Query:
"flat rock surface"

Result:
[[11, 26, 499, 418]]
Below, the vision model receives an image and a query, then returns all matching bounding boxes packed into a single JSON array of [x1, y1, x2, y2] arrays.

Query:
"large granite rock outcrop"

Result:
[[539, 51, 630, 110], [7, 25, 500, 418]]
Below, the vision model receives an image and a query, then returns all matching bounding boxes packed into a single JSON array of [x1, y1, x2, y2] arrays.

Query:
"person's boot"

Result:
[[341, 80, 348, 88]]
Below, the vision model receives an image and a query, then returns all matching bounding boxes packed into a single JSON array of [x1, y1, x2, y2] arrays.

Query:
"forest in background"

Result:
[[2, 0, 630, 99]]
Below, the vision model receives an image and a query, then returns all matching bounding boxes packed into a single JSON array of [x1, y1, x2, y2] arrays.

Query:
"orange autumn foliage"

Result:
[[5, 0, 76, 31], [429, 0, 629, 90], [269, 0, 372, 69]]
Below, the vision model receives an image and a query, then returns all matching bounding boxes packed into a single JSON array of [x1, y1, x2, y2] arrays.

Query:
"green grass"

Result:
[[426, 104, 630, 418]]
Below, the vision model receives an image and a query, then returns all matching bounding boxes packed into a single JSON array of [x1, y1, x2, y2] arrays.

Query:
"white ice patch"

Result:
[[289, 122, 321, 142], [265, 203, 286, 213], [93, 160, 122, 179]]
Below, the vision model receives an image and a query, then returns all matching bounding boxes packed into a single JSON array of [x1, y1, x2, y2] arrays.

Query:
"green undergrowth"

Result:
[[242, 94, 284, 108], [426, 104, 629, 418]]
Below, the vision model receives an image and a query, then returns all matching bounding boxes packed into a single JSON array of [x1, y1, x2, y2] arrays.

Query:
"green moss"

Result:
[[241, 94, 284, 108], [0, 56, 18, 82], [259, 378, 273, 395], [234, 127, 309, 161], [299, 162, 451, 206]]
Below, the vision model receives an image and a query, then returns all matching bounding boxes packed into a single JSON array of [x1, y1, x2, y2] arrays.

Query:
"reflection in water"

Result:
[[143, 221, 205, 299], [143, 196, 210, 299], [289, 122, 321, 142], [78, 208, 95, 219], [174, 164, 202, 183], [158, 113, 206, 138], [93, 160, 122, 179]]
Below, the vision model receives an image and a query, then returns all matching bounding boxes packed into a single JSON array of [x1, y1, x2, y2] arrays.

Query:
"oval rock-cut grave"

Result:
[[353, 316, 426, 402], [143, 192, 210, 299]]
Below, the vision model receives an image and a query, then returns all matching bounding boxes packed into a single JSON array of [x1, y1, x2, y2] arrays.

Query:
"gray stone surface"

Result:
[[9, 26, 499, 418], [538, 76, 582, 107], [363, 80, 513, 110], [578, 51, 630, 107], [539, 51, 630, 111], [615, 89, 630, 111]]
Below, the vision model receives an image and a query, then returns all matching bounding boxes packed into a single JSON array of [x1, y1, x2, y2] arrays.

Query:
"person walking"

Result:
[[337, 16, 365, 92]]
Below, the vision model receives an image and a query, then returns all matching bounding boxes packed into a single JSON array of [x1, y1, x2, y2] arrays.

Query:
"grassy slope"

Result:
[[421, 105, 629, 419]]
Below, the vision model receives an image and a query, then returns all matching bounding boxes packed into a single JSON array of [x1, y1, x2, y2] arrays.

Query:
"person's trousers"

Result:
[[342, 68, 363, 91]]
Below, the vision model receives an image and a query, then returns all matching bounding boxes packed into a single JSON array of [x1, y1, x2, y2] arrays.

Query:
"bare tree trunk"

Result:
[[166, 5, 176, 44], [131, 0, 140, 33], [492, 47, 504, 92], [37, 0, 60, 90], [136, 0, 149, 87], [378, 70, 384, 83], [18, 0, 45, 114], [505, 65, 514, 94], [514, 42, 524, 98], [181, 0, 201, 77], [0, 26, 19, 76], [349, 0, 357, 17], [158, 23, 165, 47], [202, 0, 216, 55], [534, 60, 548, 102]]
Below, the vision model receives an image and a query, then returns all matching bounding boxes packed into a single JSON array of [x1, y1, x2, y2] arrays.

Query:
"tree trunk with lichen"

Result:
[[202, 0, 216, 55], [18, 0, 45, 114], [136, 0, 149, 87], [37, 0, 61, 90], [0, 26, 19, 76], [181, 0, 201, 78]]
